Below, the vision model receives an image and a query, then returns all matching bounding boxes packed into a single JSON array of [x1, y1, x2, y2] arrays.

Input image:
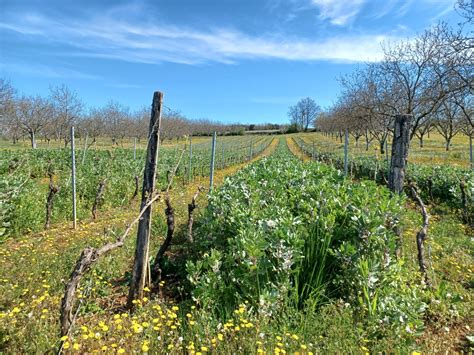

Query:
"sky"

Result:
[[0, 0, 463, 124]]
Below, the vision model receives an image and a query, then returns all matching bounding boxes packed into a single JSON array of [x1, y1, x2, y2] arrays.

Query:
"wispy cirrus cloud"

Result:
[[309, 0, 367, 25], [0, 11, 400, 66], [305, 0, 454, 23]]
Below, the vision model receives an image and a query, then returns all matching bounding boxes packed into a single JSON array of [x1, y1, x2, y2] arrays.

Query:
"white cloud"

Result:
[[309, 0, 367, 25], [0, 12, 399, 66]]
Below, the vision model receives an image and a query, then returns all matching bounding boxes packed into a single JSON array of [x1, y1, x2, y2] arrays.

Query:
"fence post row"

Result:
[[209, 132, 217, 191], [70, 126, 77, 230], [127, 91, 163, 307]]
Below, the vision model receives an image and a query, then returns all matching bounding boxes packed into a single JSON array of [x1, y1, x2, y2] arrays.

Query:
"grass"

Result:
[[288, 137, 474, 352], [0, 138, 278, 353], [0, 136, 472, 353], [296, 132, 473, 168]]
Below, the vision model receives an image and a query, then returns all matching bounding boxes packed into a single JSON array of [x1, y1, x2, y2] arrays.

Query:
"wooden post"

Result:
[[389, 115, 412, 194], [344, 128, 349, 177], [127, 91, 163, 307], [312, 142, 315, 160], [70, 126, 77, 229], [209, 132, 217, 191]]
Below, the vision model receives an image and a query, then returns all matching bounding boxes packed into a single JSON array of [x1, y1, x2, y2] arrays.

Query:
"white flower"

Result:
[[265, 220, 277, 229]]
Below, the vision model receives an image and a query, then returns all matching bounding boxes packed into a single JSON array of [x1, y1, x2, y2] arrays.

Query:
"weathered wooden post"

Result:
[[209, 132, 217, 191], [127, 91, 163, 308], [70, 126, 77, 229], [312, 141, 315, 160], [388, 115, 412, 194], [389, 114, 412, 259], [344, 128, 349, 177]]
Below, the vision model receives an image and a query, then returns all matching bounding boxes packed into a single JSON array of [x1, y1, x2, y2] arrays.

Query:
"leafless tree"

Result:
[[0, 79, 20, 142], [456, 0, 474, 24], [414, 120, 433, 148], [15, 96, 52, 149], [100, 101, 131, 145], [379, 25, 457, 139], [82, 108, 107, 144], [435, 99, 463, 151], [161, 109, 191, 143], [288, 97, 321, 132], [49, 85, 83, 146]]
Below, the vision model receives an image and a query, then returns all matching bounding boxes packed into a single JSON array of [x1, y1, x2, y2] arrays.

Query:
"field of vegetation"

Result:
[[292, 134, 474, 225], [0, 135, 272, 239], [1, 0, 472, 352], [0, 136, 472, 353], [297, 132, 473, 168]]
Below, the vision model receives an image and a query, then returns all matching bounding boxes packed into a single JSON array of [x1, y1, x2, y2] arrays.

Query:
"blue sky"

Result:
[[0, 0, 461, 124]]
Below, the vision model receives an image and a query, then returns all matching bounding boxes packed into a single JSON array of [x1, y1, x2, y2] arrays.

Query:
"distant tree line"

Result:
[[0, 82, 274, 148], [287, 97, 321, 133], [315, 0, 473, 153]]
